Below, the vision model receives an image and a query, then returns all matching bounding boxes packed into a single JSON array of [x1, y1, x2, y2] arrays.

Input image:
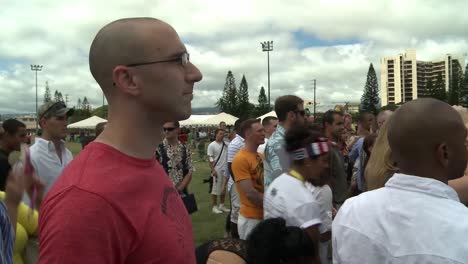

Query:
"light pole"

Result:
[[261, 41, 273, 110], [313, 79, 317, 119], [30, 65, 43, 135]]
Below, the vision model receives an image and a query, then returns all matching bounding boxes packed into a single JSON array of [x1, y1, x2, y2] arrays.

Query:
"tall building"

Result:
[[380, 49, 464, 106]]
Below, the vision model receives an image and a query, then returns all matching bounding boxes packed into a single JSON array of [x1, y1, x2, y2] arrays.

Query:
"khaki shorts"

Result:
[[238, 214, 261, 240], [211, 169, 226, 195]]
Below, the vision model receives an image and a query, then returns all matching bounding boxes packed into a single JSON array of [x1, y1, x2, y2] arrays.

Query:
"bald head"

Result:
[[89, 17, 175, 93], [388, 98, 467, 181]]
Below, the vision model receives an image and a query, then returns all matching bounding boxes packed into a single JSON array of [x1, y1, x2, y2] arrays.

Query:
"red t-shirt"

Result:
[[38, 142, 195, 264]]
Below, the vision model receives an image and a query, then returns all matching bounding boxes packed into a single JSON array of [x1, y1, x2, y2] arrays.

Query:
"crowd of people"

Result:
[[0, 16, 467, 264]]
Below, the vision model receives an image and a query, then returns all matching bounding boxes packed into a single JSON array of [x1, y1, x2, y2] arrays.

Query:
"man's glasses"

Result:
[[126, 52, 190, 67], [163, 127, 176, 132]]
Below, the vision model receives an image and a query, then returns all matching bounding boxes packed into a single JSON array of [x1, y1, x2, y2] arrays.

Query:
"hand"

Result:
[[211, 170, 218, 178], [5, 164, 25, 206], [332, 207, 338, 219], [27, 173, 45, 209]]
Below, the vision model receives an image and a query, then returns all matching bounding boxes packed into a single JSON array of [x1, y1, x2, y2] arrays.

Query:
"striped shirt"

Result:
[[226, 134, 245, 191], [0, 201, 14, 264]]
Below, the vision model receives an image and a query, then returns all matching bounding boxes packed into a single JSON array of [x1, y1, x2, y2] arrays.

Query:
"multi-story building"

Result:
[[380, 49, 464, 106]]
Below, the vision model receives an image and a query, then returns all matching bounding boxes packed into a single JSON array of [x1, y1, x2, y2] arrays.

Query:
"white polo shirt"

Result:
[[264, 173, 322, 230], [333, 173, 468, 263], [30, 137, 73, 195]]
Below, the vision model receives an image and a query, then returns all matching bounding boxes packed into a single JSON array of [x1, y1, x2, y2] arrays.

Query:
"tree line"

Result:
[[216, 71, 271, 120], [43, 81, 93, 123]]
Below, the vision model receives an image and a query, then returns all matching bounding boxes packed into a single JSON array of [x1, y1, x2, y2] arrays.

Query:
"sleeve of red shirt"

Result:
[[38, 187, 134, 264]]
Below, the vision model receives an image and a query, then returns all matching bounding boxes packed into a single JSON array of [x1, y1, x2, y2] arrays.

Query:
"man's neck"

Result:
[[279, 121, 289, 131], [244, 141, 259, 152], [41, 133, 62, 148], [95, 100, 164, 159], [358, 128, 370, 137], [167, 137, 178, 146]]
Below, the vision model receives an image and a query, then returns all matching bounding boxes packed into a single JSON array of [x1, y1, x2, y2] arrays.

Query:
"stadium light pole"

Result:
[[261, 41, 273, 110], [313, 79, 317, 119], [31, 64, 43, 135]]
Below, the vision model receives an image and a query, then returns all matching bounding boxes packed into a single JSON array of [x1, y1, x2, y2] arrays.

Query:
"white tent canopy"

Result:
[[201, 112, 238, 126], [180, 115, 215, 126], [257, 110, 277, 121], [68, 116, 107, 129]]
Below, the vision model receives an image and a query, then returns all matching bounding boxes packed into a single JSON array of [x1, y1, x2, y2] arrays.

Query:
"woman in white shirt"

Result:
[[264, 125, 331, 264]]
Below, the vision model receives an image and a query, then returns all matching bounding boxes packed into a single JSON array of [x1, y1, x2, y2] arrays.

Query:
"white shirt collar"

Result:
[[35, 137, 65, 152], [385, 173, 460, 202]]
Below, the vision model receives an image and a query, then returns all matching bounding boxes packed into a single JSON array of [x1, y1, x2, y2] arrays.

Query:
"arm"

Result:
[[177, 146, 194, 192], [206, 144, 217, 177], [237, 179, 263, 208], [228, 163, 234, 180], [39, 188, 130, 264], [265, 143, 288, 184], [349, 138, 363, 164], [303, 225, 322, 264]]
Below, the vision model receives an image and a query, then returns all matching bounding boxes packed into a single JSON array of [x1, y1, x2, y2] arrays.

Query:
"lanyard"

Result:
[[289, 169, 305, 183]]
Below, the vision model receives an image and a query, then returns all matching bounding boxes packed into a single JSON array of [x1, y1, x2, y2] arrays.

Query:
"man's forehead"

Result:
[[144, 25, 185, 56]]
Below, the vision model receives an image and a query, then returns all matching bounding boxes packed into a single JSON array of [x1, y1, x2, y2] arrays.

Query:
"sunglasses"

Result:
[[293, 110, 306, 117], [163, 127, 176, 132]]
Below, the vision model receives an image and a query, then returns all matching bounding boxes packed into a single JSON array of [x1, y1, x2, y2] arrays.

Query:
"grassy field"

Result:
[[66, 141, 226, 246]]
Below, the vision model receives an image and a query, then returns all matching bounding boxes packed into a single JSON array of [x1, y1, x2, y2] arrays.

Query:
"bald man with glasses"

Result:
[[38, 18, 202, 263]]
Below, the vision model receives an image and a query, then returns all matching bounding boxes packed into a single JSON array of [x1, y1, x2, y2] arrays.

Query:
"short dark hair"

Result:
[[247, 218, 315, 263], [219, 121, 226, 126], [234, 119, 243, 132], [2, 119, 26, 135], [274, 95, 304, 122], [166, 121, 180, 128], [214, 129, 224, 136], [262, 116, 278, 127], [239, 118, 260, 138], [322, 110, 342, 127]]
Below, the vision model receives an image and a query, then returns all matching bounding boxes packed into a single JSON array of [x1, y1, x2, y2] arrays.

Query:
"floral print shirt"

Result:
[[156, 138, 193, 187]]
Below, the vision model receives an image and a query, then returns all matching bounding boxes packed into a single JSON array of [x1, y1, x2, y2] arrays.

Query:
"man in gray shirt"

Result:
[[322, 110, 347, 207]]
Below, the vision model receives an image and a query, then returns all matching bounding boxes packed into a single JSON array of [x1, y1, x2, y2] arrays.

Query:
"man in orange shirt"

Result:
[[232, 119, 265, 239]]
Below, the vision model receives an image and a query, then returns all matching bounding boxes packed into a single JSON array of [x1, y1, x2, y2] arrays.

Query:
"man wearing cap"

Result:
[[29, 101, 74, 199]]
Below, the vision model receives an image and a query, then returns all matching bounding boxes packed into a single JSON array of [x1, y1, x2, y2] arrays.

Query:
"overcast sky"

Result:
[[1, 0, 467, 113]]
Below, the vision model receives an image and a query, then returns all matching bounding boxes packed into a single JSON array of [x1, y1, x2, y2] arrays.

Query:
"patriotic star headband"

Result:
[[291, 137, 333, 160]]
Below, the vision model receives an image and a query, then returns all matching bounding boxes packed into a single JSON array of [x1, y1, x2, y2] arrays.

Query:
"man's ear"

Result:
[[112, 66, 140, 96], [436, 143, 449, 168]]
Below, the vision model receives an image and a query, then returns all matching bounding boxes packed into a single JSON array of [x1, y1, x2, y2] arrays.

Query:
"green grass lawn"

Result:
[[66, 141, 226, 246]]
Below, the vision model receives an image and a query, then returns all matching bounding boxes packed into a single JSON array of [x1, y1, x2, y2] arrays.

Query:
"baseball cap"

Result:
[[38, 101, 74, 120]]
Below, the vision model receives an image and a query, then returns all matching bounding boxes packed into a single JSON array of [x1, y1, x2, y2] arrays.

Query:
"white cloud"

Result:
[[0, 0, 467, 114]]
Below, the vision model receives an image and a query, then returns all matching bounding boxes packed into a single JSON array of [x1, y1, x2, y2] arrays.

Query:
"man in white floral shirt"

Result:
[[156, 121, 193, 194]]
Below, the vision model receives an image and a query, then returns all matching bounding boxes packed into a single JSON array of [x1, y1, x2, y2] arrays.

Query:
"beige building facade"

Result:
[[380, 49, 464, 106]]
